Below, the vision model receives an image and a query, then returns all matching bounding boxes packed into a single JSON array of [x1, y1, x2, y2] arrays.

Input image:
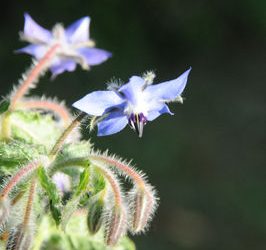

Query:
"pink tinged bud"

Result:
[[6, 224, 33, 250], [104, 206, 127, 246], [0, 198, 10, 228], [129, 185, 158, 234]]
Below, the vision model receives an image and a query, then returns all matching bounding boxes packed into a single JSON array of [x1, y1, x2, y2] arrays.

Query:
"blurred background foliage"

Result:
[[0, 0, 265, 249]]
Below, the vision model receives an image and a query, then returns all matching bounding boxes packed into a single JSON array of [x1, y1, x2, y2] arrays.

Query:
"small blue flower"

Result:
[[73, 68, 191, 137], [17, 13, 111, 77]]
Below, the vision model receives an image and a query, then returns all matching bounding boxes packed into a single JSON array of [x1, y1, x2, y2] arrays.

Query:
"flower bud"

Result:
[[104, 206, 127, 246], [87, 198, 104, 235], [129, 185, 158, 234]]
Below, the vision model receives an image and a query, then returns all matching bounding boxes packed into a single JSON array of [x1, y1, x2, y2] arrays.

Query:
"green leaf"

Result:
[[75, 168, 90, 197], [0, 141, 46, 174], [10, 110, 63, 147], [35, 215, 136, 250], [38, 167, 62, 225], [0, 99, 10, 115], [50, 200, 62, 226]]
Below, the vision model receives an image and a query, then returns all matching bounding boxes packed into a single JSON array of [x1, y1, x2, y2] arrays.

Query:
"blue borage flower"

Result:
[[17, 13, 111, 78], [73, 68, 191, 137]]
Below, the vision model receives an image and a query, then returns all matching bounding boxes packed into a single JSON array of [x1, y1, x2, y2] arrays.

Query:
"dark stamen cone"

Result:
[[104, 206, 127, 246], [129, 185, 158, 234], [87, 198, 104, 235], [6, 224, 32, 250]]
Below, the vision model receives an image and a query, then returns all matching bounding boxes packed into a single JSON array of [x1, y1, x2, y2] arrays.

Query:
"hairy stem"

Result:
[[10, 44, 60, 110], [0, 161, 39, 199], [90, 155, 145, 188], [23, 179, 36, 226], [11, 190, 26, 206], [95, 166, 122, 206], [49, 112, 86, 157]]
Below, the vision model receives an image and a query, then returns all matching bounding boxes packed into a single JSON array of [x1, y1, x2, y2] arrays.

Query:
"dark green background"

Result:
[[0, 1, 266, 249]]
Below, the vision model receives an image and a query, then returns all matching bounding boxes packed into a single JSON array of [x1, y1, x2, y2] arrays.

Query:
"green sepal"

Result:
[[91, 172, 106, 196], [49, 200, 62, 227], [75, 168, 90, 197], [38, 167, 62, 225], [0, 99, 10, 115], [87, 196, 104, 235]]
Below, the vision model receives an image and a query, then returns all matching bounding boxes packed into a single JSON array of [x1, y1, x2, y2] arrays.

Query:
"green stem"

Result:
[[49, 112, 86, 157]]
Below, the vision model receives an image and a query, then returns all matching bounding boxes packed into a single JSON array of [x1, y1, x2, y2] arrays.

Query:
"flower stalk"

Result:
[[23, 179, 36, 227], [90, 154, 158, 233], [94, 165, 127, 245], [49, 112, 86, 157], [10, 44, 60, 110], [0, 161, 40, 199]]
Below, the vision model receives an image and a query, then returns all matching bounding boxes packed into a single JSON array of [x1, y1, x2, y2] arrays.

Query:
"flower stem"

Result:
[[10, 44, 60, 110], [0, 161, 39, 199], [11, 190, 26, 206], [90, 155, 145, 188], [23, 179, 36, 226], [49, 112, 86, 157], [94, 165, 127, 245], [95, 166, 122, 206]]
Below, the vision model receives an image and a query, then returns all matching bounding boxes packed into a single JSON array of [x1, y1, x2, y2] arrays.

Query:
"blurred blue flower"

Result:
[[17, 13, 111, 77], [52, 172, 71, 194], [73, 68, 191, 137]]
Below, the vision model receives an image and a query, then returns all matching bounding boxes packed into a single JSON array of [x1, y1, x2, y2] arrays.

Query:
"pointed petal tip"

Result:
[[72, 16, 91, 29], [184, 66, 192, 75], [24, 12, 30, 19]]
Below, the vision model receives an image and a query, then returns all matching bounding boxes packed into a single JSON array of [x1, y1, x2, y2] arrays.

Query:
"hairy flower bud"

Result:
[[87, 198, 104, 234], [129, 185, 158, 234], [104, 206, 127, 246], [0, 198, 10, 227], [6, 224, 33, 250]]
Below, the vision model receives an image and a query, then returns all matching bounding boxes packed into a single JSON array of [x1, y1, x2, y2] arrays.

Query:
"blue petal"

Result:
[[66, 17, 90, 43], [50, 58, 77, 78], [97, 111, 128, 136], [147, 104, 173, 121], [72, 91, 124, 116], [145, 68, 191, 101], [16, 44, 47, 59], [23, 13, 52, 43], [78, 48, 112, 65], [118, 76, 145, 105]]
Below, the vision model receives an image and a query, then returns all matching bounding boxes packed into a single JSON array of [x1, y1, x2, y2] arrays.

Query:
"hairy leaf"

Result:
[[38, 167, 62, 225]]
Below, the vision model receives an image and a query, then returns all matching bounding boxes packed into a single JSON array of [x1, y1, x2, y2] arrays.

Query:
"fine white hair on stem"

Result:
[[89, 150, 159, 234], [93, 163, 128, 245]]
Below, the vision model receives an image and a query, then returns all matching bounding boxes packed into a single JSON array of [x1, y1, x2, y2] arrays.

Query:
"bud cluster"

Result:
[[0, 9, 189, 249]]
